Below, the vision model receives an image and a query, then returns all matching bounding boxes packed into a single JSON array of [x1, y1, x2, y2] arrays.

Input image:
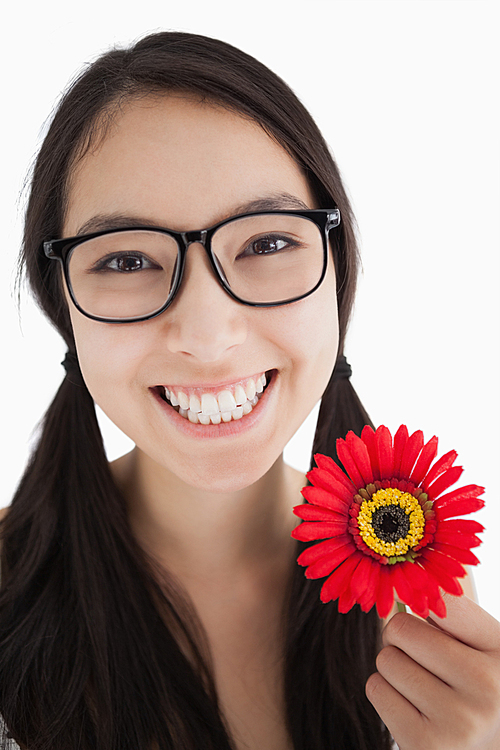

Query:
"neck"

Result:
[[111, 448, 304, 586]]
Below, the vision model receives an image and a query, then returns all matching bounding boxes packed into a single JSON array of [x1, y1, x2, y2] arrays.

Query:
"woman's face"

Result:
[[63, 95, 339, 492]]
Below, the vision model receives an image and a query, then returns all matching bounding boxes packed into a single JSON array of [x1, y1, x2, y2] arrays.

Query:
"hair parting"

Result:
[[1, 31, 392, 750]]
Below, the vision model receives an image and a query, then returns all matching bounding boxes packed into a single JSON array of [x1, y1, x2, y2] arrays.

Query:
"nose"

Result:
[[160, 242, 248, 361]]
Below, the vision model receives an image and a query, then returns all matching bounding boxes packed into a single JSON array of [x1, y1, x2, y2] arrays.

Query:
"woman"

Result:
[[1, 31, 498, 750]]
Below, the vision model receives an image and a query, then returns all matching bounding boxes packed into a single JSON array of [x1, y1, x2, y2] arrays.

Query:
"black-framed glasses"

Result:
[[43, 208, 341, 323]]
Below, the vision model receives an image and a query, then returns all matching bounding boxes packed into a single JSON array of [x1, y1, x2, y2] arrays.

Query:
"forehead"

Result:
[[64, 95, 316, 236]]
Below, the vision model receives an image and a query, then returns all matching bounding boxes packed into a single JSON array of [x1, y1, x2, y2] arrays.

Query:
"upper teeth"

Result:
[[164, 373, 267, 416]]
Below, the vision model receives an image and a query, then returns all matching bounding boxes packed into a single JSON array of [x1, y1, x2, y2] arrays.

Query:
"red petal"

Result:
[[437, 518, 485, 534], [407, 591, 430, 619], [426, 466, 464, 500], [338, 585, 359, 613], [392, 563, 414, 603], [296, 535, 353, 566], [392, 566, 430, 619], [407, 562, 443, 606], [431, 542, 480, 565], [420, 548, 466, 577], [306, 468, 355, 504], [410, 435, 438, 485], [414, 580, 446, 617], [376, 425, 394, 480], [423, 449, 458, 490], [428, 570, 463, 597], [357, 560, 380, 612], [396, 567, 429, 618], [305, 542, 356, 578], [426, 585, 447, 618], [408, 558, 454, 606], [393, 425, 409, 479], [301, 485, 350, 512], [361, 425, 380, 481], [357, 595, 374, 614], [293, 504, 347, 522], [434, 497, 485, 521], [320, 553, 362, 603], [400, 430, 424, 479], [433, 530, 482, 548], [434, 484, 485, 508], [312, 454, 355, 493], [408, 562, 447, 618], [337, 439, 364, 489], [291, 520, 347, 542], [402, 560, 430, 590], [346, 431, 374, 485], [349, 555, 375, 599], [418, 551, 464, 595], [375, 565, 395, 619]]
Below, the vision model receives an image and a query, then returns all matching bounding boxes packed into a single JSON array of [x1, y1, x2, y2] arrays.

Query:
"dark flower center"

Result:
[[372, 505, 410, 543]]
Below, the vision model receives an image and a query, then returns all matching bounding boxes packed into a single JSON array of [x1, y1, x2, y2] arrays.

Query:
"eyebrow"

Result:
[[74, 192, 311, 236]]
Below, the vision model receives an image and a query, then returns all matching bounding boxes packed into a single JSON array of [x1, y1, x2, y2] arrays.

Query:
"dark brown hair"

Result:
[[0, 31, 392, 750]]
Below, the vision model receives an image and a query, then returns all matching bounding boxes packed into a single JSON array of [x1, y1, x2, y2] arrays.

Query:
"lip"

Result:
[[151, 369, 276, 439], [160, 371, 268, 395]]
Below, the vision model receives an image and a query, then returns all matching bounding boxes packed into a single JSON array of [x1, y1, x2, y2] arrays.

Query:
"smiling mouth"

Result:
[[156, 370, 274, 424]]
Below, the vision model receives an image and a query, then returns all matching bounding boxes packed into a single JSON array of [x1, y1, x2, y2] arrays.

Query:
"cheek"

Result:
[[297, 307, 338, 400], [68, 309, 150, 400], [290, 264, 339, 369], [63, 280, 130, 395], [272, 267, 339, 405]]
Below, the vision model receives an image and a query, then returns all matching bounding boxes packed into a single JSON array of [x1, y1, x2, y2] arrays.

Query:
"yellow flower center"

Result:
[[357, 487, 426, 558]]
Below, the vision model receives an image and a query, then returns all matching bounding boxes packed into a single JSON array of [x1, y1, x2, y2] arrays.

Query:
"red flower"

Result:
[[291, 425, 485, 619]]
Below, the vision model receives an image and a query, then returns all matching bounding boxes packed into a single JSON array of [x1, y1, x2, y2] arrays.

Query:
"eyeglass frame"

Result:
[[42, 207, 341, 324]]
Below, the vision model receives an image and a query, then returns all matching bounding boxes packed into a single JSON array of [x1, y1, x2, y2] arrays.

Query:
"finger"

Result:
[[375, 645, 451, 720], [426, 591, 500, 653], [365, 671, 427, 749], [382, 609, 496, 696]]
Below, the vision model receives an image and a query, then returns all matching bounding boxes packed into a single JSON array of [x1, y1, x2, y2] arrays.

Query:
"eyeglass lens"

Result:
[[67, 214, 325, 319]]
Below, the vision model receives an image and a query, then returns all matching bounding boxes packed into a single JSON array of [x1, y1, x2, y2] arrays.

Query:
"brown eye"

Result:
[[250, 237, 287, 254], [89, 252, 162, 273], [116, 255, 144, 272]]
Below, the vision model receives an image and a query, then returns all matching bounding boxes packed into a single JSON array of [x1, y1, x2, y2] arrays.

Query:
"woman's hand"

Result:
[[366, 592, 500, 750]]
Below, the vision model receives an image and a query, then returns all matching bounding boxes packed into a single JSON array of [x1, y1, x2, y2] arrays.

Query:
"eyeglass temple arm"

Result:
[[326, 209, 341, 232], [44, 241, 56, 258]]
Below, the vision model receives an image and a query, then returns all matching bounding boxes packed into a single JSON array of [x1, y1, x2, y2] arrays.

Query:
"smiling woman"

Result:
[[1, 30, 499, 750], [60, 94, 340, 494]]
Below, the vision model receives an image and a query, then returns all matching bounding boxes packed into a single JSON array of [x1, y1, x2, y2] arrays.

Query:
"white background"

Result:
[[1, 1, 498, 619]]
